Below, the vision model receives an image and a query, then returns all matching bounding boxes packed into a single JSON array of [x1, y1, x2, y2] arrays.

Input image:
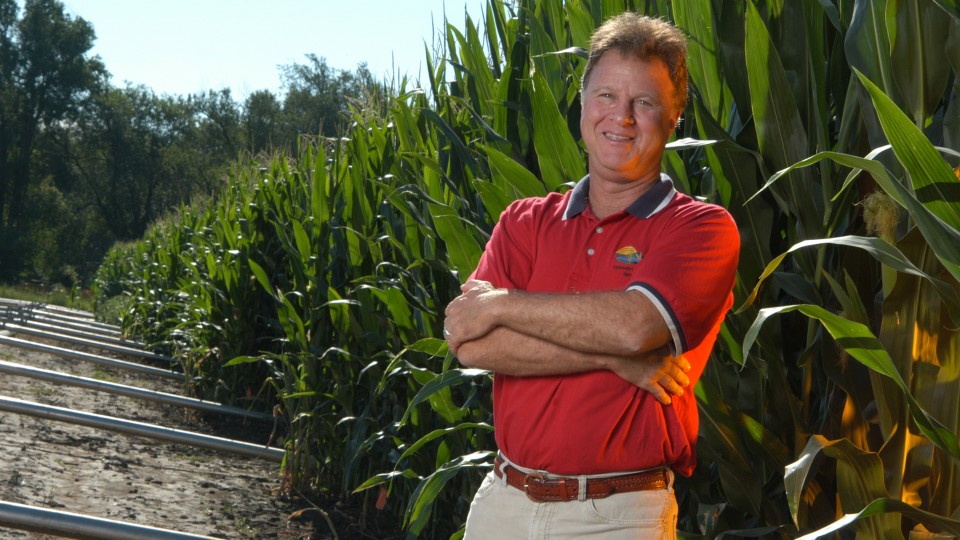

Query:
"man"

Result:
[[444, 13, 739, 539]]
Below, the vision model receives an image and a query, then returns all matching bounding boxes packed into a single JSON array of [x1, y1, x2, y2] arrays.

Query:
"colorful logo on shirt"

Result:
[[615, 246, 642, 264]]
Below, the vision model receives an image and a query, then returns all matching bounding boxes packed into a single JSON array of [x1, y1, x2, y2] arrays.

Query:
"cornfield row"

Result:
[[93, 0, 960, 538]]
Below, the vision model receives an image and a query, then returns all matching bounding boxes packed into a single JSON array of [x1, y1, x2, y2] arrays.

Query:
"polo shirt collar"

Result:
[[563, 173, 677, 220]]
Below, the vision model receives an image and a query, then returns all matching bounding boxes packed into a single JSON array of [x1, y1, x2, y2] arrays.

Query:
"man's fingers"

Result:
[[446, 336, 461, 355], [661, 374, 684, 397], [460, 279, 489, 292], [651, 384, 672, 405], [663, 358, 689, 387], [655, 359, 689, 398]]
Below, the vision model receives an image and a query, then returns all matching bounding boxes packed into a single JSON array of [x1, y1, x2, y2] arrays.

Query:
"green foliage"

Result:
[[0, 282, 93, 312], [95, 0, 960, 538], [0, 0, 104, 280], [279, 54, 388, 144], [0, 1, 387, 286]]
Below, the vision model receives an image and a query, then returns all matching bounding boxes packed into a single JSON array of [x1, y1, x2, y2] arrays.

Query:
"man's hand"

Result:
[[444, 280, 507, 354], [607, 348, 691, 405]]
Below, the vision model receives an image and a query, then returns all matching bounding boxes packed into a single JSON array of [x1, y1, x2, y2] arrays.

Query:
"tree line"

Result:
[[0, 0, 384, 285]]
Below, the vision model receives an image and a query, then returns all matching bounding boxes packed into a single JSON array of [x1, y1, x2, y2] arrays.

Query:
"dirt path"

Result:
[[0, 327, 319, 539]]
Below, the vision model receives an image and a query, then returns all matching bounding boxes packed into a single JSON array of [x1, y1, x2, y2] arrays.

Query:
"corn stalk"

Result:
[[93, 0, 960, 538]]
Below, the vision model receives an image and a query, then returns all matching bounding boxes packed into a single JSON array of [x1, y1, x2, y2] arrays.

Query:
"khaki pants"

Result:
[[463, 469, 678, 540]]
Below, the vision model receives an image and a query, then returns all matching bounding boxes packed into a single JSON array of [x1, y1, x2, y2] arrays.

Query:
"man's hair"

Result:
[[581, 13, 688, 117]]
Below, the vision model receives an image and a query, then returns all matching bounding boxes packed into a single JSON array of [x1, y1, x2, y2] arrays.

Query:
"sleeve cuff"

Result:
[[626, 282, 687, 354]]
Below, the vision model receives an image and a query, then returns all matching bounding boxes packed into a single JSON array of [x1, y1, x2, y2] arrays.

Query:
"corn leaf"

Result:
[[696, 381, 783, 514], [530, 67, 584, 190], [785, 435, 897, 537], [404, 337, 448, 357], [396, 423, 494, 463], [427, 202, 484, 283], [932, 0, 960, 17], [292, 219, 311, 261], [795, 498, 960, 539], [483, 144, 549, 199], [744, 304, 960, 461], [856, 69, 960, 229], [404, 451, 494, 534], [887, 0, 953, 122], [527, 14, 563, 103], [748, 149, 960, 288], [744, 1, 814, 228], [400, 368, 489, 427], [845, 0, 896, 96], [223, 355, 265, 367], [739, 235, 960, 321], [473, 179, 514, 224], [673, 0, 728, 124], [248, 259, 274, 297]]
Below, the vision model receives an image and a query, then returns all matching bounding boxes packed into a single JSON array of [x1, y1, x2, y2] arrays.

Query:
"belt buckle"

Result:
[[523, 473, 569, 502]]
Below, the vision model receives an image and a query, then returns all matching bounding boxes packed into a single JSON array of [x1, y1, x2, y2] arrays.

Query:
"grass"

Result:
[[0, 283, 95, 313], [29, 383, 65, 400], [91, 368, 120, 383], [177, 451, 216, 465]]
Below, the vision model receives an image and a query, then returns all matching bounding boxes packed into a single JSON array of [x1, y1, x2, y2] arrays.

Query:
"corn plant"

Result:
[[94, 0, 960, 538]]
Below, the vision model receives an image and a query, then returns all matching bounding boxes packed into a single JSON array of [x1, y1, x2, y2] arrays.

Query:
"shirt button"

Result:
[[587, 248, 595, 256], [596, 227, 603, 234]]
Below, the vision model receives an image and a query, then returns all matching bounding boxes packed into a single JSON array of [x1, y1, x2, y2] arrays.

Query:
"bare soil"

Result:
[[0, 328, 329, 539]]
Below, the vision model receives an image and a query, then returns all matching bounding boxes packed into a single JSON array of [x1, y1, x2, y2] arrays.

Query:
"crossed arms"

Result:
[[443, 279, 691, 405]]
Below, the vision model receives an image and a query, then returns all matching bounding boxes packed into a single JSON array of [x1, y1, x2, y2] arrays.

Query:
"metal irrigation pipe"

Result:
[[0, 395, 285, 462], [39, 305, 95, 319], [0, 335, 183, 381], [0, 360, 272, 422], [0, 300, 115, 331], [5, 319, 145, 350], [30, 311, 121, 333], [0, 299, 43, 316], [0, 323, 173, 363], [13, 300, 96, 321], [0, 500, 221, 539], [28, 311, 123, 335], [1, 308, 129, 336], [28, 301, 95, 318]]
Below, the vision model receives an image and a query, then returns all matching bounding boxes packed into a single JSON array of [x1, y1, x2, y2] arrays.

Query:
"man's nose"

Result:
[[616, 101, 635, 125]]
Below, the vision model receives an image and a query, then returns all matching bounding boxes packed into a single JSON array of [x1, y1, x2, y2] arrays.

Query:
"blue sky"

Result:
[[57, 1, 488, 100]]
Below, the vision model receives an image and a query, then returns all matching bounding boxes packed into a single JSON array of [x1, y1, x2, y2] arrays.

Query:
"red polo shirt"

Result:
[[471, 175, 739, 476]]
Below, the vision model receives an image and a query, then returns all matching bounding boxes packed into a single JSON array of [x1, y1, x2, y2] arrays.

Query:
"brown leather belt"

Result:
[[493, 456, 668, 502]]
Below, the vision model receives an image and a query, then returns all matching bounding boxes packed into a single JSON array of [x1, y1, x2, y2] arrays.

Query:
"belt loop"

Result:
[[577, 475, 587, 501], [665, 468, 675, 494], [497, 455, 509, 487]]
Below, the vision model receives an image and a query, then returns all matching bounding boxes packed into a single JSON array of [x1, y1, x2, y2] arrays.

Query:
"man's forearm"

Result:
[[496, 288, 670, 355], [455, 326, 690, 404], [445, 281, 671, 357], [456, 326, 608, 376]]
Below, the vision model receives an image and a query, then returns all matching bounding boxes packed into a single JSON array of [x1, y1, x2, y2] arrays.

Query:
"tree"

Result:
[[67, 85, 229, 242], [279, 54, 384, 141], [0, 0, 104, 278], [192, 88, 242, 160], [243, 89, 282, 155]]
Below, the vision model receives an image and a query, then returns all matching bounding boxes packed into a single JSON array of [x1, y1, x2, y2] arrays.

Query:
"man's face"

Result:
[[580, 51, 678, 186]]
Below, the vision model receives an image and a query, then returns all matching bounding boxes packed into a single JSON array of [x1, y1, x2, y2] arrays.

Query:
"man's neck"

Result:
[[586, 174, 661, 220]]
